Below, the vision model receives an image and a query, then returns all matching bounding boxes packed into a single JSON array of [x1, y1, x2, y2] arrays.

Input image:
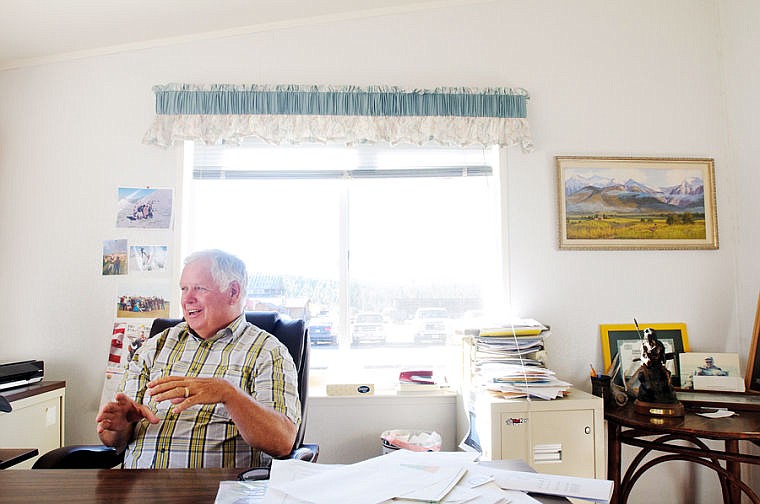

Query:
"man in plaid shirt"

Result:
[[96, 249, 301, 468]]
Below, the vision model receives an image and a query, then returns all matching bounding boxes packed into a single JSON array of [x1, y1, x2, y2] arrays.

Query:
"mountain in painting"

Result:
[[565, 175, 704, 215]]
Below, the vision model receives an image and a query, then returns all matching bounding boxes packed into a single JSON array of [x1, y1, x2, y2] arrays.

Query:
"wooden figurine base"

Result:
[[634, 399, 685, 417]]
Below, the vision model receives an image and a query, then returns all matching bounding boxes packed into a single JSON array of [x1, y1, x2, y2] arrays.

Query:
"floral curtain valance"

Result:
[[143, 84, 533, 150]]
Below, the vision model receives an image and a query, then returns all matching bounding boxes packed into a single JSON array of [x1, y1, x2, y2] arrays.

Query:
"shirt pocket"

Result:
[[210, 402, 233, 421], [219, 363, 251, 390], [145, 361, 192, 414]]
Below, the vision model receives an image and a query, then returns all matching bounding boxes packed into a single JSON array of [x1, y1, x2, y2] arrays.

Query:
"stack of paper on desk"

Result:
[[465, 318, 576, 400], [474, 363, 572, 400], [254, 450, 613, 504], [463, 318, 549, 337], [475, 337, 545, 357], [265, 450, 477, 504]]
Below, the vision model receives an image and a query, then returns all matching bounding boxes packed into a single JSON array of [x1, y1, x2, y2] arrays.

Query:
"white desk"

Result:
[[0, 381, 65, 469]]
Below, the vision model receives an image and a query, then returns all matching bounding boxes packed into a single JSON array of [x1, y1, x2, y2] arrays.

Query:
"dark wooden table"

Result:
[[0, 468, 241, 503], [0, 448, 39, 469], [606, 402, 760, 503]]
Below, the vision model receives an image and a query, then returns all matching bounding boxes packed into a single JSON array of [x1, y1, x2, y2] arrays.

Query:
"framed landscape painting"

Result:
[[556, 156, 718, 250]]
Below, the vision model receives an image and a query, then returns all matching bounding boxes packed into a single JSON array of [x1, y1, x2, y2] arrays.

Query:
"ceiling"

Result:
[[0, 0, 458, 71]]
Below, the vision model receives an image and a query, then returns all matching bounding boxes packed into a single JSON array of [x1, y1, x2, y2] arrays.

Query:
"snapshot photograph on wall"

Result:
[[129, 245, 169, 273], [101, 319, 153, 406], [105, 320, 153, 372], [102, 239, 128, 276], [115, 281, 171, 318], [115, 186, 174, 229], [556, 156, 718, 250]]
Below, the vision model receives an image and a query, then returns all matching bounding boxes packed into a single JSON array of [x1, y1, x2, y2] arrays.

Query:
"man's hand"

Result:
[[147, 375, 296, 457], [96, 393, 159, 449], [147, 375, 233, 414]]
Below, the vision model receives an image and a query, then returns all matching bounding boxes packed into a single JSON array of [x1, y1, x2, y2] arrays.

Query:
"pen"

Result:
[[605, 352, 620, 376], [589, 363, 598, 377]]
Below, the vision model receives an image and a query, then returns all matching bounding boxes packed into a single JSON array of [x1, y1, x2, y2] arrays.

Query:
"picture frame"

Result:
[[556, 156, 718, 250], [678, 352, 742, 390], [745, 291, 760, 393], [600, 322, 690, 388]]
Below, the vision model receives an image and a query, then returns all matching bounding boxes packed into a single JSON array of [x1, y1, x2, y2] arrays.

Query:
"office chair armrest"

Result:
[[32, 445, 124, 469], [287, 443, 319, 463], [238, 443, 319, 481]]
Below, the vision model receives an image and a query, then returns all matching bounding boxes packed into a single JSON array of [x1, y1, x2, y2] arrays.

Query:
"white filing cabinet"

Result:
[[0, 381, 65, 469], [468, 389, 604, 479]]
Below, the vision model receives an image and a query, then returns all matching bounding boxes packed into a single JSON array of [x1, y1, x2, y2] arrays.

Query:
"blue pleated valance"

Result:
[[143, 84, 533, 150]]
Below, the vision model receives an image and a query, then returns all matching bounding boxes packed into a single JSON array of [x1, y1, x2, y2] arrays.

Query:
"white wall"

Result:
[[0, 1, 756, 501], [721, 0, 760, 363], [718, 0, 760, 495], [306, 394, 458, 463]]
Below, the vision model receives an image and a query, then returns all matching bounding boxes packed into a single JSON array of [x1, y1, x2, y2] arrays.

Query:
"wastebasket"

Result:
[[380, 429, 442, 454]]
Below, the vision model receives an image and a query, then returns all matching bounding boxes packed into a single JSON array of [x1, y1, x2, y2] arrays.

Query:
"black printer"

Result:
[[0, 360, 44, 390]]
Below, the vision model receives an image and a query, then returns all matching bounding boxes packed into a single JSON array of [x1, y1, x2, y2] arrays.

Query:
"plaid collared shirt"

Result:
[[120, 314, 301, 468]]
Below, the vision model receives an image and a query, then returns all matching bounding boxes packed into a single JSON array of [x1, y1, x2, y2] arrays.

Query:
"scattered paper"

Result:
[[267, 450, 479, 504], [470, 465, 613, 503], [215, 480, 268, 504], [501, 490, 543, 504], [697, 409, 736, 418], [264, 459, 338, 504], [260, 451, 614, 504]]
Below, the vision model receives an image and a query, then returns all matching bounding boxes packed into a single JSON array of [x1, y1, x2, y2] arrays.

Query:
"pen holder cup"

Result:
[[591, 375, 613, 406]]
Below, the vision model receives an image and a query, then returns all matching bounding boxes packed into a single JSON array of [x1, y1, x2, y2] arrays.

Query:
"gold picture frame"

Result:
[[600, 322, 690, 388], [556, 156, 718, 250]]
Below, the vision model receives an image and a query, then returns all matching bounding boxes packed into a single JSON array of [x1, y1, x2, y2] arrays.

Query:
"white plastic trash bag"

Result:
[[381, 429, 442, 454]]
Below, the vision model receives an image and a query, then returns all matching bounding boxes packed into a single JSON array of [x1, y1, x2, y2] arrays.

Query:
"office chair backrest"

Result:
[[148, 311, 310, 450]]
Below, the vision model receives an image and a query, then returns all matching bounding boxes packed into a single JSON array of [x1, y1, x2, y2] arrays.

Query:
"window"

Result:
[[182, 140, 506, 391]]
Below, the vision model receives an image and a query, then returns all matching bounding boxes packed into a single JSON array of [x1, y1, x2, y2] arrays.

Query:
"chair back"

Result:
[[148, 311, 310, 450]]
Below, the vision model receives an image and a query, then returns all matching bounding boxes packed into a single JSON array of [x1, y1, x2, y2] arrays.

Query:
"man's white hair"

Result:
[[184, 249, 248, 309]]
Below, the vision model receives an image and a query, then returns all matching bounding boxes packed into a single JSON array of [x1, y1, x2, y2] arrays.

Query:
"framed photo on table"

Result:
[[678, 352, 742, 390], [600, 322, 690, 388], [556, 156, 718, 250], [746, 291, 760, 393]]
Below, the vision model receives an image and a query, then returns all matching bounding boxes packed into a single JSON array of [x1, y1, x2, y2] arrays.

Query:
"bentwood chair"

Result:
[[33, 311, 318, 469]]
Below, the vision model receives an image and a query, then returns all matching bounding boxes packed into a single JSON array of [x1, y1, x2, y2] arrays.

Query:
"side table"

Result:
[[605, 401, 760, 503]]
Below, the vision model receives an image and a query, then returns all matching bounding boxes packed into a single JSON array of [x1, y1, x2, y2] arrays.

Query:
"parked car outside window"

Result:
[[412, 307, 449, 344], [351, 312, 386, 345], [308, 317, 337, 346]]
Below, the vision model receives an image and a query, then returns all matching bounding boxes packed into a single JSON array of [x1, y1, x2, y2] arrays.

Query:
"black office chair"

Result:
[[33, 311, 318, 469]]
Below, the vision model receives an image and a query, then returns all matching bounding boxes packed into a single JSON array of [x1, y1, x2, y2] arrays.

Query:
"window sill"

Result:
[[308, 385, 458, 399]]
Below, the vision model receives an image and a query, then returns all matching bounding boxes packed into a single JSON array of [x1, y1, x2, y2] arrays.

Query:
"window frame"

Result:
[[175, 141, 513, 387]]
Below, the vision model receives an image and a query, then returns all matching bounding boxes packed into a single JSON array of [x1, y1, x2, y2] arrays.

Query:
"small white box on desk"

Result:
[[325, 383, 375, 396]]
